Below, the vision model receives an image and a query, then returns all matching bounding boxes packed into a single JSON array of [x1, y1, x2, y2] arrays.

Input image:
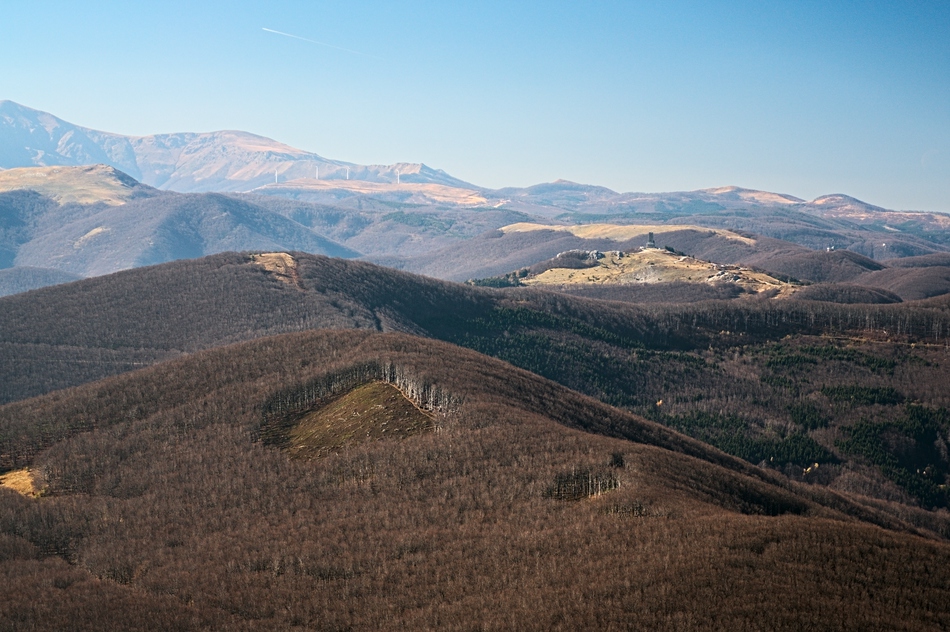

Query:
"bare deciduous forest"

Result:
[[3, 253, 950, 628], [3, 253, 950, 519], [2, 331, 950, 630]]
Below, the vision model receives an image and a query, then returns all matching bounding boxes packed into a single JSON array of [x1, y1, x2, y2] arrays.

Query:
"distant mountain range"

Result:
[[0, 100, 944, 216], [0, 100, 472, 192], [3, 100, 950, 298], [3, 162, 950, 301]]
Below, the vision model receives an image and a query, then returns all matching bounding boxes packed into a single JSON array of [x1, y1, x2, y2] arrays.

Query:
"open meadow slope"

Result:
[[401, 221, 950, 294], [0, 164, 155, 206], [2, 330, 950, 630], [516, 248, 799, 298]]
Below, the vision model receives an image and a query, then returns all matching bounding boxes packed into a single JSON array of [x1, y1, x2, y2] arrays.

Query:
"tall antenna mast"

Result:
[[346, 167, 349, 180], [396, 170, 400, 185], [315, 165, 319, 180]]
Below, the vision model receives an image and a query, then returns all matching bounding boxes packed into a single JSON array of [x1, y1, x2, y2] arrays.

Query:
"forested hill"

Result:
[[0, 330, 831, 512], [3, 329, 949, 629], [0, 252, 482, 402], [4, 250, 950, 405], [5, 251, 950, 542]]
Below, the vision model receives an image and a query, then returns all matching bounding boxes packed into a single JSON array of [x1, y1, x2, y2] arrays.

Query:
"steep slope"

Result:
[[239, 192, 537, 259], [0, 100, 473, 192], [0, 101, 135, 172], [855, 266, 950, 301], [4, 250, 950, 404], [0, 169, 358, 277], [741, 248, 887, 283], [0, 252, 484, 402], [888, 252, 950, 268], [2, 330, 949, 630], [791, 283, 903, 304], [0, 189, 60, 268], [13, 192, 358, 277]]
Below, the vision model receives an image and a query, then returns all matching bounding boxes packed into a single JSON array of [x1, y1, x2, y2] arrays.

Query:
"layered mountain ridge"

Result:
[[0, 100, 471, 192], [3, 100, 950, 302]]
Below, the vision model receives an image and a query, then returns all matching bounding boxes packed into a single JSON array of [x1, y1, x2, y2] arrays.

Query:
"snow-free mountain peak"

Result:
[[0, 101, 474, 193]]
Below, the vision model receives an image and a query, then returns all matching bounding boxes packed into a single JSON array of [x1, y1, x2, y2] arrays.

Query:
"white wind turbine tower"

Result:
[[275, 163, 292, 184]]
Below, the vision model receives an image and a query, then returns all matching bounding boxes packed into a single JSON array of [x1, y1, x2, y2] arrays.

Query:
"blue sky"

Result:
[[1, 1, 948, 210]]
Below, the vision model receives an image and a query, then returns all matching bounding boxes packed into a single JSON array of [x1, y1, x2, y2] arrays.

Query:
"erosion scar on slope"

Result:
[[250, 252, 301, 289]]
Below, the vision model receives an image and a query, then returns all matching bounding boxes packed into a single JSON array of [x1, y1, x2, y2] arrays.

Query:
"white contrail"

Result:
[[262, 27, 383, 60]]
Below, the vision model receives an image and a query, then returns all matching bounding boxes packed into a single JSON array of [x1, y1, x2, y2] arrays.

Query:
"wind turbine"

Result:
[[275, 164, 291, 184]]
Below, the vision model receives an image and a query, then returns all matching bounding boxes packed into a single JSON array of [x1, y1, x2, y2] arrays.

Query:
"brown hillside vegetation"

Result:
[[743, 248, 885, 283], [407, 223, 789, 282], [888, 252, 950, 268], [406, 218, 950, 296], [0, 267, 82, 297], [2, 330, 950, 630], [5, 252, 950, 529], [6, 251, 950, 405], [855, 266, 950, 301], [792, 283, 903, 304], [478, 240, 950, 304]]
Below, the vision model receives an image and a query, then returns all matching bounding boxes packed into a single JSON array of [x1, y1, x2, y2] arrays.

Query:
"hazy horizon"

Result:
[[1, 1, 948, 211]]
